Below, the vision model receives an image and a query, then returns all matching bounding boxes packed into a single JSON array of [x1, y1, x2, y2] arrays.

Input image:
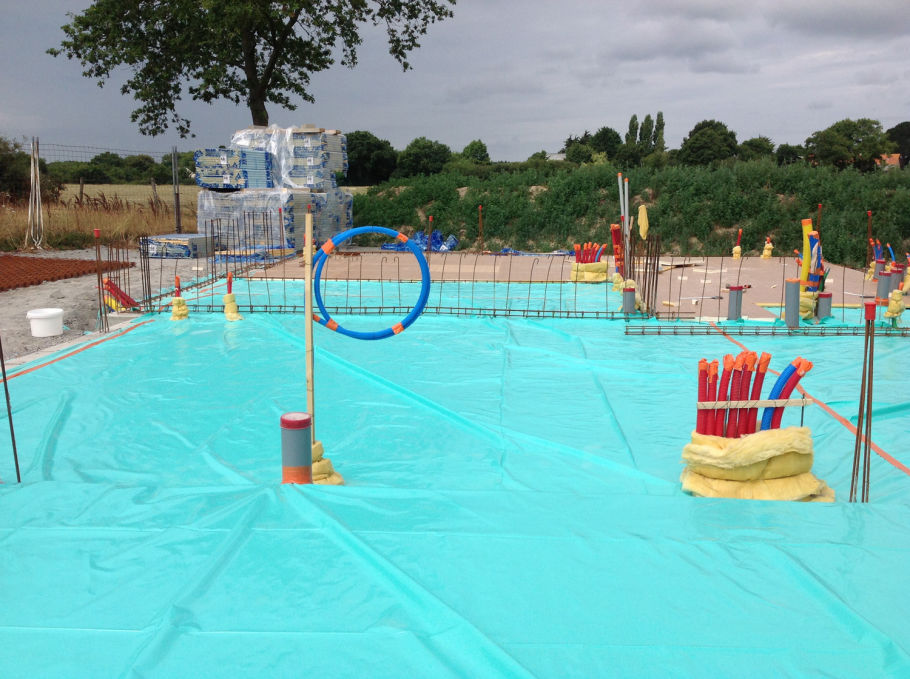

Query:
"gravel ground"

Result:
[[0, 248, 202, 361]]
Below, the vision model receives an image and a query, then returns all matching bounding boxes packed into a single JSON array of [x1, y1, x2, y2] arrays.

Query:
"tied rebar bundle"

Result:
[[849, 302, 877, 502]]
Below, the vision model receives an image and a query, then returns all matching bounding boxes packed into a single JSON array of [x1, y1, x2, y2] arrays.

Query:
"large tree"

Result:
[[805, 118, 894, 172], [395, 137, 451, 177], [886, 121, 910, 169], [590, 126, 621, 158], [50, 0, 455, 137], [678, 120, 738, 165], [738, 136, 775, 161], [344, 130, 397, 185], [461, 139, 491, 164]]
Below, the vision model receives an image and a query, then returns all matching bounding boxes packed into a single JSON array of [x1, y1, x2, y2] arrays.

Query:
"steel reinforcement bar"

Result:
[[625, 324, 910, 337]]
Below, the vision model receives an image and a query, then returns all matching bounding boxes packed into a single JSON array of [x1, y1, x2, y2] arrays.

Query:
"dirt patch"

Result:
[[377, 185, 408, 198], [0, 254, 133, 292], [529, 185, 548, 200], [457, 186, 469, 199]]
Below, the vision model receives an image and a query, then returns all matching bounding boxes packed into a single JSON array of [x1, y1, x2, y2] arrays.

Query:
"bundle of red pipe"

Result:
[[573, 242, 604, 264], [696, 351, 774, 437], [610, 223, 624, 275]]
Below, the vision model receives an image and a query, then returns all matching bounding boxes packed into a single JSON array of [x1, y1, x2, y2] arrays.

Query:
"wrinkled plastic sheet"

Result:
[[2, 309, 910, 677]]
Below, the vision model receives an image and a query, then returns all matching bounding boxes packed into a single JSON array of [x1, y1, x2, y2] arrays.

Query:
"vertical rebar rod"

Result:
[[849, 321, 870, 502], [93, 229, 109, 333], [471, 254, 478, 310], [862, 323, 875, 502], [0, 333, 21, 483], [778, 256, 786, 317], [456, 254, 462, 309], [716, 255, 724, 320], [492, 252, 497, 314], [505, 254, 513, 313], [543, 257, 554, 313], [699, 257, 709, 322], [438, 253, 446, 307], [841, 264, 846, 323]]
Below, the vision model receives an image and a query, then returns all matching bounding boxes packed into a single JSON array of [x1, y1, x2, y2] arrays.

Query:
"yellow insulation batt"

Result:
[[680, 426, 834, 501], [611, 272, 624, 291], [680, 468, 834, 502], [570, 261, 609, 283], [682, 427, 813, 479], [884, 289, 905, 320], [311, 440, 344, 485], [799, 290, 818, 319], [223, 292, 243, 321], [170, 297, 189, 321]]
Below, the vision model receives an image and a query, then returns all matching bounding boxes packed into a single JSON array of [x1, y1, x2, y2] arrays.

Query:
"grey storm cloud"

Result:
[[765, 0, 910, 38], [2, 0, 908, 161]]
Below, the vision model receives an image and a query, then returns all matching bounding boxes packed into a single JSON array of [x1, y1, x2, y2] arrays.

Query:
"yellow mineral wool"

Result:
[[170, 296, 189, 321], [223, 292, 243, 322]]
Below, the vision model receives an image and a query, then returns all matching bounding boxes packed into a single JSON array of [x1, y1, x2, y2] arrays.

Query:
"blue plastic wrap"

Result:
[[2, 303, 910, 677]]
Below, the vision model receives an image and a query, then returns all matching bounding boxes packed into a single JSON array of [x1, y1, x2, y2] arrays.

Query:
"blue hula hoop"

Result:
[[312, 226, 431, 340]]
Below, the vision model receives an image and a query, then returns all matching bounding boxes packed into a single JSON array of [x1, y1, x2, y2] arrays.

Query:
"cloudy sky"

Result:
[[2, 0, 908, 161]]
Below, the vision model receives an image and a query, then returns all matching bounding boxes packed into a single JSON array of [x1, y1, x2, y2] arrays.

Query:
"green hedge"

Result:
[[353, 160, 910, 266]]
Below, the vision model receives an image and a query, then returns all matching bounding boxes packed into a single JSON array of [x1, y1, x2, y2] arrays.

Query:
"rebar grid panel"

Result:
[[625, 324, 910, 337]]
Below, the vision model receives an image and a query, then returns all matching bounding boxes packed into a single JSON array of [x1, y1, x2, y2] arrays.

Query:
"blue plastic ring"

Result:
[[312, 226, 431, 340]]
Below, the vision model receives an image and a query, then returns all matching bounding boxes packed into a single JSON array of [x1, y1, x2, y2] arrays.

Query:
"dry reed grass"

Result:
[[58, 183, 202, 207], [0, 190, 196, 251]]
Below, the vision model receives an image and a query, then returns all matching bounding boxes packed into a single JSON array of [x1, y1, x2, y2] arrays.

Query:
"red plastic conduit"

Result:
[[705, 360, 719, 435], [736, 352, 757, 438], [745, 352, 772, 434], [769, 358, 813, 429], [697, 358, 708, 434], [725, 352, 747, 438], [713, 354, 735, 436]]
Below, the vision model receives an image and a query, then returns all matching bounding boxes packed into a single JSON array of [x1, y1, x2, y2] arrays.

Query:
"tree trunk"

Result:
[[249, 95, 269, 127]]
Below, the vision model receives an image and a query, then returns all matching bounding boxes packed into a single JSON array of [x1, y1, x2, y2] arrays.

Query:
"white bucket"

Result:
[[26, 308, 64, 338]]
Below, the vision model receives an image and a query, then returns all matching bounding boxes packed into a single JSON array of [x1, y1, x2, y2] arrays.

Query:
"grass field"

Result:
[[58, 183, 370, 204], [2, 184, 372, 251], [58, 183, 203, 208]]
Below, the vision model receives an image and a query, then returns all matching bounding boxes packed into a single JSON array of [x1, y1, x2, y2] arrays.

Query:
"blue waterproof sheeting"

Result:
[[2, 292, 910, 677]]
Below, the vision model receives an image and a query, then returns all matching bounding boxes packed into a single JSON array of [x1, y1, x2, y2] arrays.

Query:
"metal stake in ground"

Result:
[[0, 332, 21, 483], [850, 301, 876, 502], [93, 228, 110, 333]]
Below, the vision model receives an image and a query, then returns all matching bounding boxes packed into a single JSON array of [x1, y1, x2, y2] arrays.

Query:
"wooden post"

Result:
[[304, 206, 316, 445], [171, 146, 182, 233], [78, 177, 84, 204], [478, 204, 484, 252], [866, 210, 873, 267]]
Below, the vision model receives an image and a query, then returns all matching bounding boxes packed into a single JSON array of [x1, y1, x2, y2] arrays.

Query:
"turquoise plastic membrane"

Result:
[[1, 281, 909, 677]]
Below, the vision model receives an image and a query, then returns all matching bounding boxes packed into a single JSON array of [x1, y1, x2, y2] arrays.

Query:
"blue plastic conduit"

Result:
[[313, 226, 431, 340], [759, 359, 798, 430]]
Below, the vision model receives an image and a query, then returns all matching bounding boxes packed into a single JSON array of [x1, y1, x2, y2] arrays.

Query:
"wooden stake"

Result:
[[305, 206, 316, 445]]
